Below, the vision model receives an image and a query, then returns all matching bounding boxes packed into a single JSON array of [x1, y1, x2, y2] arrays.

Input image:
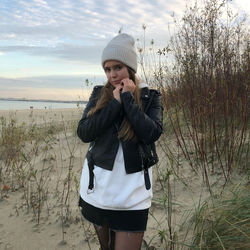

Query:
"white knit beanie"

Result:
[[101, 33, 137, 73]]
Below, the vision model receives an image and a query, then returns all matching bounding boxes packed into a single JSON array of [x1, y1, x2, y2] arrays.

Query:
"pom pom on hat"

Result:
[[101, 33, 137, 73]]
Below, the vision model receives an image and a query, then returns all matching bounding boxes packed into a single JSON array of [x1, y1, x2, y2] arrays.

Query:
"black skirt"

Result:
[[79, 197, 149, 232]]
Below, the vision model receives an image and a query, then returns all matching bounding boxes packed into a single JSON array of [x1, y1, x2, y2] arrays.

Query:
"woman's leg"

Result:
[[94, 224, 115, 250], [114, 231, 144, 250]]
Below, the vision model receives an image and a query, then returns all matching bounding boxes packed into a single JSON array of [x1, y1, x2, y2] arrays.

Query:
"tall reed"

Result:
[[156, 0, 249, 190], [137, 0, 249, 248]]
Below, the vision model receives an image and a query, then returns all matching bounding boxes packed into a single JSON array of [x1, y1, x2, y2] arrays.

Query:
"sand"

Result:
[[0, 108, 96, 250], [0, 108, 83, 126], [0, 108, 235, 250]]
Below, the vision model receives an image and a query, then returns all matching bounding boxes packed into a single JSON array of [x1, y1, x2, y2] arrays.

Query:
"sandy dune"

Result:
[[0, 108, 235, 250]]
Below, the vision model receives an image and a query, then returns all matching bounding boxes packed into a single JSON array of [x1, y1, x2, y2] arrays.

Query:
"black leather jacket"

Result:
[[77, 85, 163, 174]]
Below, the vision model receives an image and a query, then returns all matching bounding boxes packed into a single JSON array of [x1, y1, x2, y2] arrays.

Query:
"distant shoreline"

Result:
[[0, 97, 87, 104], [0, 99, 87, 111]]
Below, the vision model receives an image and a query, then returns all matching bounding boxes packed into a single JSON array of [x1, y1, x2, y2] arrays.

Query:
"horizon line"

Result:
[[0, 97, 88, 103]]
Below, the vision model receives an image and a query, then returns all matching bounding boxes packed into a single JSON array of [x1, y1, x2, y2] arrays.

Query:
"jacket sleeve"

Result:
[[120, 90, 163, 144], [77, 86, 122, 143]]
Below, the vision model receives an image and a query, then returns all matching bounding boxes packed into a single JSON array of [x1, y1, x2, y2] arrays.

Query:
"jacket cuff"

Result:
[[112, 97, 123, 107], [120, 91, 134, 104]]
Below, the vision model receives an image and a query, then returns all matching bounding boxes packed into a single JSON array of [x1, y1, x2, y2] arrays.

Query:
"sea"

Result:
[[0, 99, 86, 110]]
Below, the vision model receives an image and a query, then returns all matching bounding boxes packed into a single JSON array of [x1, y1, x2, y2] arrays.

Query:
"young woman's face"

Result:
[[104, 60, 130, 88]]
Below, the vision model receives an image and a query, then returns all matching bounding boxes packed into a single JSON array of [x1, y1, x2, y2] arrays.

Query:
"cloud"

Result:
[[33, 0, 49, 7], [0, 43, 105, 63], [0, 0, 175, 45], [232, 0, 250, 16], [0, 75, 105, 100], [0, 75, 105, 89], [0, 0, 180, 69], [0, 0, 249, 80], [0, 86, 92, 101]]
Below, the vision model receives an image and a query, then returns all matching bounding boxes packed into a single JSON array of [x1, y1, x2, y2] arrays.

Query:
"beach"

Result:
[[0, 107, 174, 250], [0, 108, 248, 250], [0, 108, 83, 125], [0, 108, 94, 250], [0, 108, 169, 250]]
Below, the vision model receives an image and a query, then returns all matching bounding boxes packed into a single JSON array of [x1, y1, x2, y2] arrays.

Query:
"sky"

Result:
[[0, 0, 249, 101]]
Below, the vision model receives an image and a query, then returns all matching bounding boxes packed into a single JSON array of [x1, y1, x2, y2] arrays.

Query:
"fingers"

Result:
[[112, 78, 136, 103], [113, 85, 123, 103], [121, 78, 135, 93]]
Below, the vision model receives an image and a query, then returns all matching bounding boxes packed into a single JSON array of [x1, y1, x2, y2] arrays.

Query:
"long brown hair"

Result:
[[87, 67, 142, 141]]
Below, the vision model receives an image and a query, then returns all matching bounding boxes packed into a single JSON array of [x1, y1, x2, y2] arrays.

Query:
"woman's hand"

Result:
[[121, 78, 135, 94], [113, 79, 135, 103], [113, 84, 123, 103]]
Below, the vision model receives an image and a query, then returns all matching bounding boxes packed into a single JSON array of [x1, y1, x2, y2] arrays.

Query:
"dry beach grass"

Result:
[[0, 107, 249, 250]]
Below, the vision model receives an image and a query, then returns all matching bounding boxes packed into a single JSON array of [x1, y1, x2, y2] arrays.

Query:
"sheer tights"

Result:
[[94, 224, 115, 250], [94, 224, 144, 250]]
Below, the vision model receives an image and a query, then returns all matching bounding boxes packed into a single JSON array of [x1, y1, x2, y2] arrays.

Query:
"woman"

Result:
[[77, 33, 163, 250]]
